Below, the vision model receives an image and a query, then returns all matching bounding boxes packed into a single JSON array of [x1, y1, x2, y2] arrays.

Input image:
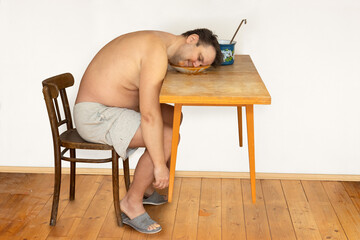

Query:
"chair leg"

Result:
[[50, 153, 62, 226], [70, 149, 76, 201], [112, 150, 123, 227], [123, 157, 130, 192]]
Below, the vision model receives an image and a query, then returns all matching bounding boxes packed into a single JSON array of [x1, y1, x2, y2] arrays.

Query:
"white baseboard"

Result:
[[0, 166, 359, 181]]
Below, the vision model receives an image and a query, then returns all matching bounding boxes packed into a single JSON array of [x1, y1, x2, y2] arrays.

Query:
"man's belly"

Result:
[[76, 84, 140, 112]]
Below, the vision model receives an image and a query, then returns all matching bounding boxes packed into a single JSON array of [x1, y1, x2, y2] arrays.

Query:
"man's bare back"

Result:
[[75, 31, 175, 111]]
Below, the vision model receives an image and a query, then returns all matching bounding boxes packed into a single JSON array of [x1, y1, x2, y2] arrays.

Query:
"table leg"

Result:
[[237, 106, 243, 147], [246, 104, 256, 203], [168, 104, 182, 202]]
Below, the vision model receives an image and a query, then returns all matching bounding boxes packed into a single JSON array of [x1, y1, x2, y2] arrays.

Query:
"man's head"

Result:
[[169, 28, 222, 67]]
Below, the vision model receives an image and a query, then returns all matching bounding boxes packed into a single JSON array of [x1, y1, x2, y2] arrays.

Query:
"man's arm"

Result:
[[139, 46, 169, 189]]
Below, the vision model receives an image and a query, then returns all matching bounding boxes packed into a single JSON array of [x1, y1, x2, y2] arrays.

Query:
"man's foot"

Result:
[[144, 185, 156, 197], [143, 191, 168, 205], [120, 196, 160, 232], [121, 212, 162, 234]]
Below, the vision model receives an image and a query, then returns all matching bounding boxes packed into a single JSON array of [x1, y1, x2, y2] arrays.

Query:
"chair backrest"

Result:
[[42, 73, 75, 146]]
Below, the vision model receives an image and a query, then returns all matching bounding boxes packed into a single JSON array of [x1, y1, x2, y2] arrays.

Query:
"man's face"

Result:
[[170, 35, 216, 67]]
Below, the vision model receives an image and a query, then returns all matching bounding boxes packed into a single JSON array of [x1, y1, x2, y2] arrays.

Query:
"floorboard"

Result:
[[1, 173, 360, 239]]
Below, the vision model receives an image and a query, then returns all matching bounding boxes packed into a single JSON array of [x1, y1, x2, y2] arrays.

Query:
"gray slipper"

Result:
[[121, 212, 162, 234], [143, 191, 167, 206]]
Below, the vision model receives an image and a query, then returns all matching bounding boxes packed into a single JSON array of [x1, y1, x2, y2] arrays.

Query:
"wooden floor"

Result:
[[1, 173, 360, 239]]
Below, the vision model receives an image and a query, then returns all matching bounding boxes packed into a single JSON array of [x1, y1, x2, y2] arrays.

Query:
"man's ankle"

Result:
[[126, 192, 146, 204]]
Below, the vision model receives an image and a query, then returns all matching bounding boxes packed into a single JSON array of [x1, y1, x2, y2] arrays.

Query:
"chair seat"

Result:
[[60, 128, 113, 150]]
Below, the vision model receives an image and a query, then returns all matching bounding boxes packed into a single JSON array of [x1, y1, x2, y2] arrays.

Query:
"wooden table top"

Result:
[[160, 55, 271, 105]]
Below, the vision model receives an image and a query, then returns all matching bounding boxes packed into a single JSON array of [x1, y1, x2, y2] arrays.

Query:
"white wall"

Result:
[[1, 0, 360, 174]]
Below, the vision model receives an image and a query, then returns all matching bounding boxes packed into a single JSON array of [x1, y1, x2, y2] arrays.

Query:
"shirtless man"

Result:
[[74, 29, 222, 234]]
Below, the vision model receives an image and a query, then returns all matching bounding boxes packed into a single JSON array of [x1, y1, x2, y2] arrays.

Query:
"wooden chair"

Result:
[[42, 73, 130, 226]]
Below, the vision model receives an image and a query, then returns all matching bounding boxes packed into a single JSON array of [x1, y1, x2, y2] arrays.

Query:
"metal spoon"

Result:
[[230, 19, 247, 44]]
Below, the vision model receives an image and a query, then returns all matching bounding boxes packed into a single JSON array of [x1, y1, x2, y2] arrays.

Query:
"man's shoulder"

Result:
[[140, 32, 168, 67], [141, 32, 167, 54]]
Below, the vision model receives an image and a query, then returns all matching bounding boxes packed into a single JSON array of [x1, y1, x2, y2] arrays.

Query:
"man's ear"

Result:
[[186, 34, 199, 44]]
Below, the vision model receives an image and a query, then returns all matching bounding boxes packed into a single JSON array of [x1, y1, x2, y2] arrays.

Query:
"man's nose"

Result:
[[192, 61, 200, 67]]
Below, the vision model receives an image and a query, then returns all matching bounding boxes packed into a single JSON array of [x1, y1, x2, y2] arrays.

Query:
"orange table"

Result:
[[160, 55, 271, 203]]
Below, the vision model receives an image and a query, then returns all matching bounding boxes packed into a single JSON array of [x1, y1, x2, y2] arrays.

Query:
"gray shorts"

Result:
[[73, 102, 141, 159]]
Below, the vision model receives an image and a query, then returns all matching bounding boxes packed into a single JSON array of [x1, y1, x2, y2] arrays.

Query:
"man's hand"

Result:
[[153, 164, 169, 189]]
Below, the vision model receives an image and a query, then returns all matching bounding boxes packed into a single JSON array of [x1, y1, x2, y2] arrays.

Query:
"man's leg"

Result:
[[120, 149, 159, 230], [120, 122, 173, 230], [123, 104, 177, 196]]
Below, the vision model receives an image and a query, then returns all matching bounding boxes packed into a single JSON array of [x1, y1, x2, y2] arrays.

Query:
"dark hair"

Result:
[[182, 28, 223, 67]]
